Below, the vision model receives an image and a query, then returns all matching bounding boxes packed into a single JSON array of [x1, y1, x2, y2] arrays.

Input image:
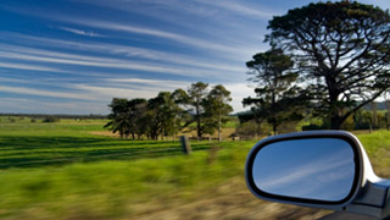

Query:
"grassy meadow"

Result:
[[0, 117, 390, 219]]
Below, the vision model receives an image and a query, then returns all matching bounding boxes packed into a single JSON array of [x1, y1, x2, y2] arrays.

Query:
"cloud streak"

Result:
[[58, 19, 254, 57], [0, 35, 245, 72], [58, 26, 103, 37]]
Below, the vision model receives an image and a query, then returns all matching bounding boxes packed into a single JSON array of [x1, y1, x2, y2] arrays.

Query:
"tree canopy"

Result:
[[243, 48, 305, 134], [187, 82, 210, 140], [105, 82, 233, 140], [204, 85, 233, 141], [267, 1, 390, 129]]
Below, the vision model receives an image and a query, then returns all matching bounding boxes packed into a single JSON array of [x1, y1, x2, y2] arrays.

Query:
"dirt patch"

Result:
[[89, 131, 120, 138], [127, 178, 332, 220]]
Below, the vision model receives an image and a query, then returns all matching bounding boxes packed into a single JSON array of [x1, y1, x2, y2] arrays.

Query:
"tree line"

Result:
[[105, 82, 232, 141], [241, 1, 390, 134]]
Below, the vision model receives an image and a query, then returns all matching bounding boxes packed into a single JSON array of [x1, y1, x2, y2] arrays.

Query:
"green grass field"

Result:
[[1, 119, 390, 219], [0, 119, 253, 219]]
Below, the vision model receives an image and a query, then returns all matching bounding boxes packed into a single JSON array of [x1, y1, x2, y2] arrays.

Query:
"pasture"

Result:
[[0, 118, 389, 219]]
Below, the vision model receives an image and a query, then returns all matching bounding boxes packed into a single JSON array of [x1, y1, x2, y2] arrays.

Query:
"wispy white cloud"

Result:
[[60, 19, 254, 56], [193, 0, 278, 19], [0, 98, 108, 114], [58, 26, 103, 37], [106, 78, 191, 89], [0, 46, 243, 79], [0, 77, 29, 84], [0, 37, 245, 72], [0, 10, 257, 57], [73, 84, 160, 99], [0, 61, 64, 72], [0, 86, 96, 100]]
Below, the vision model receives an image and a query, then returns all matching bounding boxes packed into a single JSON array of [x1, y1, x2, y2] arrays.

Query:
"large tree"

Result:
[[267, 1, 390, 129], [243, 48, 304, 134]]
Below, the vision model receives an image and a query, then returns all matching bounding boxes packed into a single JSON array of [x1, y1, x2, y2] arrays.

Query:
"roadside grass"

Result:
[[0, 145, 252, 219], [355, 130, 390, 178], [1, 120, 390, 219], [0, 123, 253, 219]]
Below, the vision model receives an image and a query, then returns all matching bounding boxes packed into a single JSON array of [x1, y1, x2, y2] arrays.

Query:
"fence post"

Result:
[[180, 136, 192, 155]]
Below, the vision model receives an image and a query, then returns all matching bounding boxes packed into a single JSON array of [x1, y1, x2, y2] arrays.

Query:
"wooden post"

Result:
[[180, 136, 192, 155]]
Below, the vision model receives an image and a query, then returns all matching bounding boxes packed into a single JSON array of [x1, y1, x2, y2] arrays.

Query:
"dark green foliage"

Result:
[[203, 85, 233, 141], [105, 82, 233, 140], [187, 82, 210, 139], [105, 98, 147, 139], [243, 48, 306, 134], [267, 1, 390, 129], [145, 91, 185, 140], [42, 116, 60, 123]]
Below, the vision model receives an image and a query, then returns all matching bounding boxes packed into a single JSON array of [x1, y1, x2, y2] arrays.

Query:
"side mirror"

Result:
[[245, 131, 390, 219]]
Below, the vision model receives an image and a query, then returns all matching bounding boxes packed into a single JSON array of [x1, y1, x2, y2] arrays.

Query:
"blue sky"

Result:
[[1, 0, 389, 114]]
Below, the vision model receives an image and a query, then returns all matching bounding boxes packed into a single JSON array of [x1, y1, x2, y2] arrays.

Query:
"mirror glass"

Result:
[[252, 138, 355, 202]]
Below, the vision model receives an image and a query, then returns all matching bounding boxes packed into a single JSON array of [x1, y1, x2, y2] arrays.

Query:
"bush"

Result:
[[235, 120, 271, 139], [42, 116, 60, 123]]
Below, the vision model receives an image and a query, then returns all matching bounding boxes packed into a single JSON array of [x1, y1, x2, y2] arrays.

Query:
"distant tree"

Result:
[[237, 108, 264, 139], [105, 98, 131, 139], [386, 100, 390, 130], [203, 85, 233, 141], [371, 102, 378, 128], [127, 98, 147, 139], [172, 88, 190, 104], [267, 1, 390, 129], [236, 120, 268, 139], [42, 116, 60, 123], [243, 48, 305, 134], [144, 92, 186, 140], [354, 109, 373, 131], [187, 82, 209, 140], [157, 92, 181, 139], [171, 88, 193, 136], [105, 82, 234, 140]]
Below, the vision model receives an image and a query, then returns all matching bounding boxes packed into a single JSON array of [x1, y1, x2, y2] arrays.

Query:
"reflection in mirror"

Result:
[[252, 138, 355, 202]]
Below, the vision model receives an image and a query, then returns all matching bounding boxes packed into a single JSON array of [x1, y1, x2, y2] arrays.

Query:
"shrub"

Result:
[[42, 116, 60, 123]]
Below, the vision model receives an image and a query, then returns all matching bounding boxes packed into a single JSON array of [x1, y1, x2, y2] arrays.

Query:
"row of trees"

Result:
[[105, 82, 232, 141], [243, 1, 390, 133]]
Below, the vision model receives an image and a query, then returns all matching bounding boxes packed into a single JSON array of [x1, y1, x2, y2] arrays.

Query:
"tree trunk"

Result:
[[196, 105, 201, 141], [218, 117, 222, 142], [327, 76, 343, 130], [272, 123, 277, 136], [330, 116, 342, 130]]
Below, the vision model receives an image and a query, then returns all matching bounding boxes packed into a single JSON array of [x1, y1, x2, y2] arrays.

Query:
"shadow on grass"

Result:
[[0, 136, 212, 169]]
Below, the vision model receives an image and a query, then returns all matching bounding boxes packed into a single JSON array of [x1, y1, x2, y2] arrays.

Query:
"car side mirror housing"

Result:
[[245, 131, 390, 219]]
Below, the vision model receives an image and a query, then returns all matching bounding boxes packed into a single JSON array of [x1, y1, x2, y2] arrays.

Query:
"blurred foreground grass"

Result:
[[0, 120, 254, 219], [0, 120, 389, 219]]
